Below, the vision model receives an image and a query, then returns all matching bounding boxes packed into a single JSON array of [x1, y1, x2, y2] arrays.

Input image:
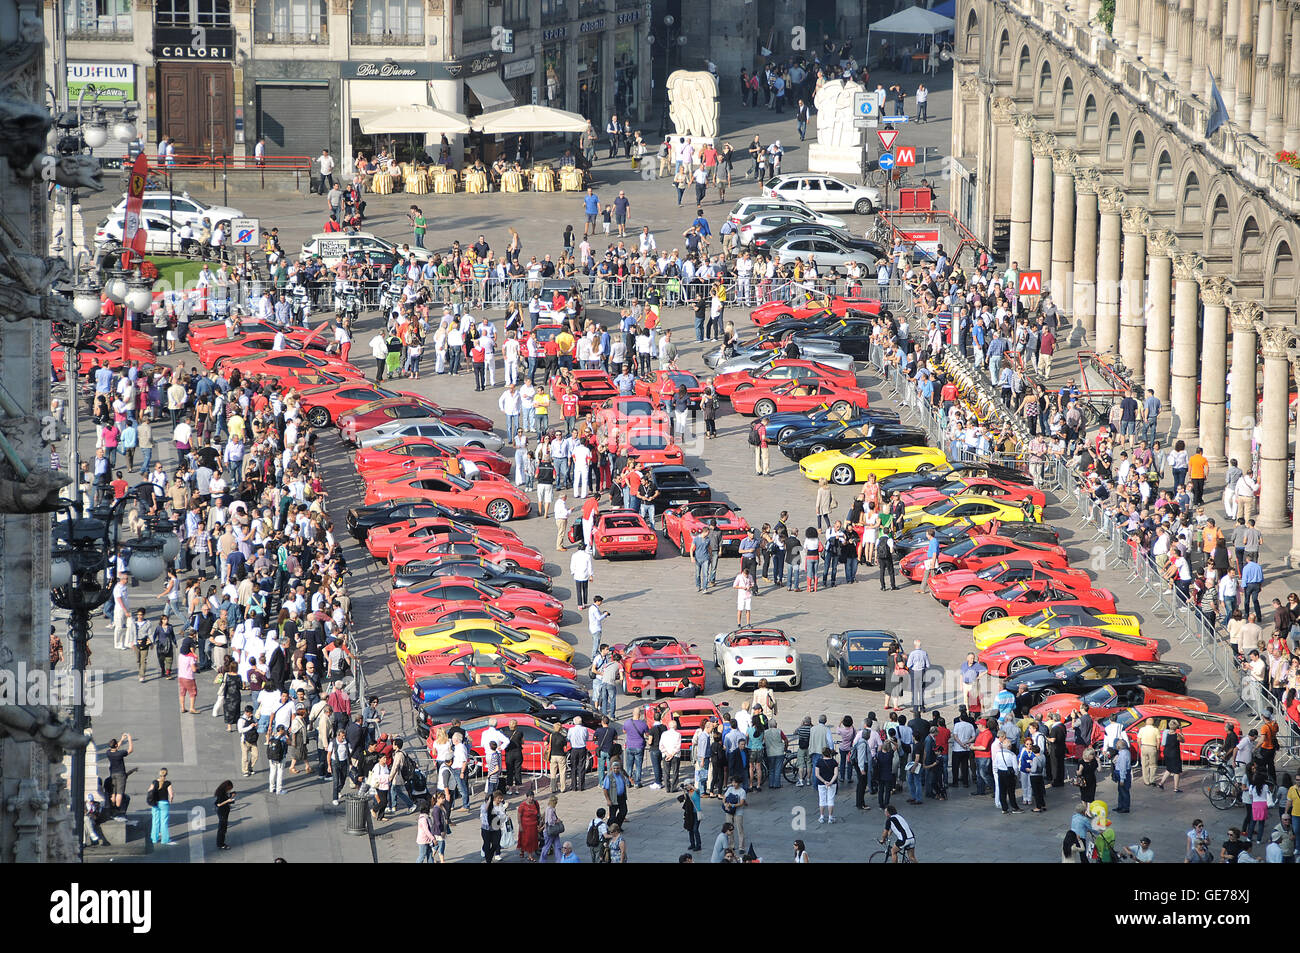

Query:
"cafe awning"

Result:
[[358, 104, 471, 135], [473, 104, 589, 135], [466, 73, 514, 112], [349, 80, 431, 116]]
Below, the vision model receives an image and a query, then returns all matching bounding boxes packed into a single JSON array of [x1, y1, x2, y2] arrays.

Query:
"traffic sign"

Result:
[[231, 217, 260, 247], [877, 129, 899, 151], [880, 115, 910, 123], [1018, 271, 1043, 296], [895, 145, 916, 167], [853, 92, 876, 119], [878, 152, 895, 171]]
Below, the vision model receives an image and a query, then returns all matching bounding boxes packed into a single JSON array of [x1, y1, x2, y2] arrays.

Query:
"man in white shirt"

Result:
[[481, 718, 510, 758], [566, 717, 591, 791], [570, 547, 594, 608], [585, 596, 609, 658], [368, 332, 388, 383], [111, 573, 132, 649]]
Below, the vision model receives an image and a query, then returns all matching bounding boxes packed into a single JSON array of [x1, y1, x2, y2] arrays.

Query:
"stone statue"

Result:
[[0, 95, 52, 171], [0, 466, 70, 513], [813, 79, 865, 150], [666, 70, 720, 138], [22, 154, 105, 192]]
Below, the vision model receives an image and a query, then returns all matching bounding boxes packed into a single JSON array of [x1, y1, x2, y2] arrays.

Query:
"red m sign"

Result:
[[1018, 271, 1043, 296]]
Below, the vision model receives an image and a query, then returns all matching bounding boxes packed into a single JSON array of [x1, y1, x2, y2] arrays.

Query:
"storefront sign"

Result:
[[459, 52, 501, 76], [542, 26, 568, 41], [616, 10, 641, 24], [67, 62, 135, 101], [503, 58, 537, 80], [342, 60, 434, 79], [155, 26, 234, 60], [579, 17, 606, 33]]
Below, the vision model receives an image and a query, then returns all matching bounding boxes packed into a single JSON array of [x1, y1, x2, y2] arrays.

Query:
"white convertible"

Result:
[[712, 627, 802, 690]]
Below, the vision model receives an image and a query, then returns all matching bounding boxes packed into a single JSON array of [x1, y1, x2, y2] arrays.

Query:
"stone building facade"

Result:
[[952, 0, 1300, 561]]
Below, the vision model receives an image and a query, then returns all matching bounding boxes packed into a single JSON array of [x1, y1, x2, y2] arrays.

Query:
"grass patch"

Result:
[[147, 256, 205, 290]]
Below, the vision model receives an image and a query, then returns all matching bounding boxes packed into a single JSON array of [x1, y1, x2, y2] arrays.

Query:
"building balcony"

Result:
[[255, 30, 328, 45], [350, 32, 424, 46], [68, 22, 133, 41]]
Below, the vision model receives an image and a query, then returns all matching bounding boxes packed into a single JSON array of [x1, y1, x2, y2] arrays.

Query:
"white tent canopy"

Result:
[[472, 104, 589, 136], [868, 6, 954, 33], [358, 104, 472, 136]]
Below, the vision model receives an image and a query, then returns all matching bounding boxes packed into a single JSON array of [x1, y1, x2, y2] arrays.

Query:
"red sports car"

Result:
[[355, 438, 512, 479], [978, 626, 1161, 677], [656, 697, 728, 753], [362, 460, 516, 489], [366, 516, 522, 561], [948, 580, 1118, 627], [52, 341, 155, 377], [927, 559, 1095, 604], [97, 327, 155, 350], [186, 318, 323, 349], [750, 296, 881, 327], [608, 427, 684, 466], [424, 713, 595, 774], [660, 501, 752, 556], [591, 511, 658, 559], [635, 369, 706, 409], [387, 534, 545, 575], [900, 534, 1070, 582], [220, 352, 364, 391], [195, 332, 332, 369], [713, 358, 858, 398], [394, 602, 561, 643], [1070, 705, 1242, 764], [595, 395, 670, 439], [404, 645, 574, 688], [340, 398, 494, 442], [612, 635, 706, 695], [1029, 683, 1209, 723], [387, 577, 565, 624], [300, 382, 416, 428], [550, 369, 618, 414], [729, 378, 869, 417], [363, 470, 531, 521], [531, 323, 565, 359], [899, 477, 1048, 511]]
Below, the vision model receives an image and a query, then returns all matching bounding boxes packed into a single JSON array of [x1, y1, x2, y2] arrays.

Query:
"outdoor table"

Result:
[[502, 169, 524, 193], [431, 168, 458, 194], [403, 168, 429, 194], [465, 169, 489, 194], [370, 172, 393, 195], [559, 167, 584, 191], [532, 166, 557, 192]]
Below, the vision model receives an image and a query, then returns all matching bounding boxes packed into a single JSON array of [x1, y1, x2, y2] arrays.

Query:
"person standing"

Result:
[[602, 759, 629, 827], [905, 640, 930, 711], [316, 148, 336, 191], [754, 425, 770, 475], [571, 546, 594, 607], [814, 749, 839, 823], [1188, 446, 1209, 505], [266, 724, 289, 795], [480, 791, 508, 863], [566, 717, 590, 792], [146, 768, 173, 846], [680, 781, 702, 851], [584, 596, 609, 658], [915, 83, 929, 122], [214, 780, 235, 850]]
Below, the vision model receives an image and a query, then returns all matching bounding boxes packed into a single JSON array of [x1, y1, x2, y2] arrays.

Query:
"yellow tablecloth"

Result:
[[559, 167, 584, 191], [531, 167, 557, 192], [404, 169, 429, 194], [431, 168, 458, 194], [465, 170, 489, 194], [371, 173, 394, 195], [502, 169, 524, 193]]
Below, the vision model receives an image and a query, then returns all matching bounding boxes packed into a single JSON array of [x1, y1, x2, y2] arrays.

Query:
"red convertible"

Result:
[[900, 534, 1070, 581], [424, 713, 595, 775], [387, 577, 565, 625], [300, 382, 417, 428], [550, 369, 618, 414], [660, 501, 752, 556], [608, 427, 684, 466], [591, 511, 658, 559], [187, 317, 322, 349], [729, 378, 869, 418], [97, 327, 155, 351], [713, 359, 858, 398], [595, 395, 670, 440], [899, 476, 1048, 511], [404, 645, 575, 687], [196, 332, 333, 369], [978, 626, 1161, 677], [927, 559, 1094, 603], [52, 341, 155, 377], [340, 398, 494, 442], [613, 635, 706, 695], [387, 534, 546, 575], [362, 470, 531, 521], [221, 352, 363, 391], [355, 438, 511, 479], [394, 603, 561, 643], [947, 580, 1118, 627], [1029, 683, 1209, 723], [635, 369, 706, 409], [750, 296, 881, 327], [1069, 705, 1242, 764], [366, 517, 522, 561]]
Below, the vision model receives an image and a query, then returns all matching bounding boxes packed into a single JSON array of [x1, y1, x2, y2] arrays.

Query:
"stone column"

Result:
[[1256, 324, 1297, 529], [1228, 301, 1262, 467], [1287, 3, 1300, 153], [1124, 0, 1142, 53], [1138, 0, 1154, 61], [1171, 253, 1205, 440], [1050, 149, 1078, 315], [1235, 0, 1256, 127], [1073, 169, 1101, 341], [1150, 0, 1167, 69], [1173, 0, 1192, 81], [1192, 0, 1210, 93], [1289, 349, 1300, 565], [1197, 276, 1231, 464], [1120, 207, 1151, 376], [1250, 0, 1273, 138], [1009, 117, 1035, 272], [1266, 0, 1289, 149], [1145, 229, 1176, 403], [1096, 187, 1124, 357], [1221, 0, 1240, 111], [1029, 133, 1056, 274]]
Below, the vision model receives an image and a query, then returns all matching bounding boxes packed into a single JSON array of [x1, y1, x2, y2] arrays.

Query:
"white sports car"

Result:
[[712, 627, 802, 690]]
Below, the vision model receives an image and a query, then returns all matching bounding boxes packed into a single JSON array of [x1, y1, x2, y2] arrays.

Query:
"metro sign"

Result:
[[895, 145, 916, 167], [1018, 271, 1043, 296]]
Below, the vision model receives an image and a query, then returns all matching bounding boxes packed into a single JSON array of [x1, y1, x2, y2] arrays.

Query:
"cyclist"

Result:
[[878, 804, 917, 863]]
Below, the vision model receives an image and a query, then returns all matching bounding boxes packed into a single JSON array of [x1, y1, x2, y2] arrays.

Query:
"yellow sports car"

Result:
[[799, 442, 949, 486], [395, 619, 575, 667], [902, 494, 1041, 532], [972, 606, 1143, 652]]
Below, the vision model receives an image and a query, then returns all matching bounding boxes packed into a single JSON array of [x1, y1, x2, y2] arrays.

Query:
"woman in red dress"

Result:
[[516, 786, 540, 861]]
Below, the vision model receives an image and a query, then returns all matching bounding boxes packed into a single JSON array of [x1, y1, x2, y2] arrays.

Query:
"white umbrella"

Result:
[[473, 104, 590, 135], [358, 104, 472, 136]]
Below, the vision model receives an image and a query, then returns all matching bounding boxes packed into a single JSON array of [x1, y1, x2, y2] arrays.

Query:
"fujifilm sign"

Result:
[[49, 884, 152, 933]]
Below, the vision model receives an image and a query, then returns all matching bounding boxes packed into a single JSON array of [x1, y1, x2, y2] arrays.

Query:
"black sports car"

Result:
[[824, 630, 901, 688], [346, 499, 498, 540], [879, 463, 1034, 496], [753, 407, 901, 444], [778, 421, 929, 461], [791, 317, 877, 360], [1003, 654, 1188, 713], [642, 465, 712, 512], [413, 685, 600, 736], [391, 558, 554, 591]]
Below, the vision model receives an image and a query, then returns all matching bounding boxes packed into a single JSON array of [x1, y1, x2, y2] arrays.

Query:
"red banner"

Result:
[[121, 153, 149, 271]]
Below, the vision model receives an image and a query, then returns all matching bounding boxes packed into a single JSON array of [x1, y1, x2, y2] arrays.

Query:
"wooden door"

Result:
[[157, 63, 234, 157]]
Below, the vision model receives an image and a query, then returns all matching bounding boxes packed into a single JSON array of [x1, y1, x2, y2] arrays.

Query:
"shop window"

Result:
[[67, 0, 132, 37], [254, 0, 326, 42]]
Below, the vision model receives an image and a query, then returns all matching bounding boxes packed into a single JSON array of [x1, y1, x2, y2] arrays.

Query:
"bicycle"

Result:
[[1203, 754, 1242, 811], [752, 749, 800, 787], [869, 841, 916, 863]]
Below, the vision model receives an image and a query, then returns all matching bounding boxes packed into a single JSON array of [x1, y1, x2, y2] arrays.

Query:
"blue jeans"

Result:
[[417, 843, 434, 862], [975, 759, 993, 795], [457, 772, 471, 809], [624, 748, 644, 785], [822, 559, 839, 587], [390, 782, 414, 811], [139, 447, 153, 474], [638, 500, 655, 523], [907, 770, 924, 801], [595, 681, 615, 717], [597, 751, 611, 788], [1116, 774, 1131, 811], [768, 755, 783, 788], [522, 407, 536, 432], [150, 801, 171, 844], [505, 415, 519, 441], [786, 561, 801, 589], [694, 559, 710, 590]]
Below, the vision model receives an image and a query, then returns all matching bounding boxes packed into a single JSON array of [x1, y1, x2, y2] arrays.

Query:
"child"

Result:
[[601, 204, 613, 235]]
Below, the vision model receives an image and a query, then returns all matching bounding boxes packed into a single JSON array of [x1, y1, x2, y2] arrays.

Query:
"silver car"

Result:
[[736, 210, 848, 247], [703, 336, 848, 370], [355, 418, 505, 452], [711, 347, 856, 376], [768, 234, 883, 271]]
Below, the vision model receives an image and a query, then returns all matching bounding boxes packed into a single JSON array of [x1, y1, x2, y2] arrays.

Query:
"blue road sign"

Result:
[[881, 115, 910, 123], [878, 152, 895, 171]]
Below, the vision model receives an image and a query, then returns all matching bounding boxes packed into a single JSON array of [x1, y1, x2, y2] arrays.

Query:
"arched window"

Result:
[[1209, 195, 1231, 247], [1017, 46, 1032, 92], [1240, 217, 1262, 272], [1081, 95, 1098, 143], [997, 31, 1012, 74], [1153, 152, 1173, 203], [965, 9, 980, 55], [1129, 132, 1148, 182], [1269, 241, 1296, 302], [1037, 62, 1054, 108], [1181, 172, 1203, 224], [1060, 77, 1076, 124], [1104, 113, 1123, 162]]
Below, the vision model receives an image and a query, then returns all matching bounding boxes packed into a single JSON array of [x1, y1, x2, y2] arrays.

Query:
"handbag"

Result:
[[545, 819, 566, 838]]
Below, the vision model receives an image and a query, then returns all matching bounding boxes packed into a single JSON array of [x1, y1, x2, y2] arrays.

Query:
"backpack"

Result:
[[145, 783, 158, 807], [585, 819, 603, 849], [267, 736, 286, 762], [399, 754, 414, 784], [242, 723, 258, 745]]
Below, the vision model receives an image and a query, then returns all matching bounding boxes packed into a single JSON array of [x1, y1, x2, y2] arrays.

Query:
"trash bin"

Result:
[[343, 794, 369, 836]]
